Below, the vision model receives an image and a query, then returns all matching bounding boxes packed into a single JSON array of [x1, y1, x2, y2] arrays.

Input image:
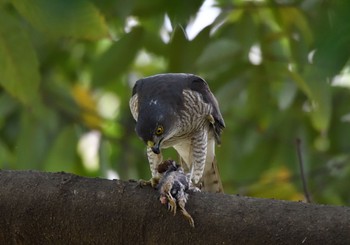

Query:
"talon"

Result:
[[138, 177, 159, 188], [189, 186, 201, 192], [150, 177, 160, 188], [189, 181, 201, 192], [138, 179, 151, 187]]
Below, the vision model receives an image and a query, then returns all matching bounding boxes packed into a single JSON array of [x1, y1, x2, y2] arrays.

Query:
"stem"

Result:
[[295, 138, 312, 203]]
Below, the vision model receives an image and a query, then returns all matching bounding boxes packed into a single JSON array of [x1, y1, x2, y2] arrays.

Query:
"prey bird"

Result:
[[157, 160, 194, 227], [129, 73, 225, 193]]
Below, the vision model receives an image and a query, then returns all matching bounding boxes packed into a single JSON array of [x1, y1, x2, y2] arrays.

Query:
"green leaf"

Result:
[[11, 0, 108, 39], [168, 26, 191, 72], [15, 110, 51, 169], [288, 70, 313, 100], [308, 79, 332, 133], [0, 9, 40, 106], [92, 27, 144, 86], [196, 39, 241, 70], [0, 140, 14, 168], [44, 126, 79, 172], [0, 93, 18, 120], [272, 78, 297, 110], [304, 66, 332, 133], [279, 7, 313, 46], [313, 1, 350, 77], [166, 0, 203, 26], [290, 66, 331, 133], [247, 166, 303, 201]]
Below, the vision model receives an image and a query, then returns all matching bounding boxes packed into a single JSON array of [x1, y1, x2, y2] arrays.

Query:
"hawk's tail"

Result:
[[201, 157, 224, 193]]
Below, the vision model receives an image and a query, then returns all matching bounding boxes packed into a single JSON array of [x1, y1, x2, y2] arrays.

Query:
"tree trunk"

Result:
[[0, 170, 349, 244]]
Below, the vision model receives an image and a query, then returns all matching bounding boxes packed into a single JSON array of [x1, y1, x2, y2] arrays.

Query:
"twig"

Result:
[[295, 138, 312, 203]]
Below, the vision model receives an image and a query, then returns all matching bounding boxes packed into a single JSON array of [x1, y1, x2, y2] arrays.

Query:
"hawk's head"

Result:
[[135, 98, 177, 154]]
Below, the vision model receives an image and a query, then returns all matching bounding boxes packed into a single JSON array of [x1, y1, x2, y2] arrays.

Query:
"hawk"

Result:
[[129, 73, 225, 193]]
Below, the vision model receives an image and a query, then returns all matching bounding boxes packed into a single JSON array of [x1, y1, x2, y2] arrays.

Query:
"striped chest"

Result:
[[161, 89, 212, 148]]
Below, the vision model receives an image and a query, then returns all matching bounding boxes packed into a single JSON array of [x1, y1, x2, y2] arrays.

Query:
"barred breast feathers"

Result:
[[180, 89, 212, 129]]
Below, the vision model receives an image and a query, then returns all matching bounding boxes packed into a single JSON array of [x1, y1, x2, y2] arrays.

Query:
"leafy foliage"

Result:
[[0, 0, 349, 205]]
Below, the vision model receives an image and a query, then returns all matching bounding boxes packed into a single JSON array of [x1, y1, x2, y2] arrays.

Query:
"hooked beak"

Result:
[[147, 141, 161, 154]]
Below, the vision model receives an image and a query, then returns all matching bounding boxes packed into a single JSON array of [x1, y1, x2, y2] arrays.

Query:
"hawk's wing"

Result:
[[189, 77, 225, 144]]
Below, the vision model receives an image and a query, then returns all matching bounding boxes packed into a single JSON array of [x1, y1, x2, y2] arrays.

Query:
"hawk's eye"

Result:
[[155, 125, 164, 135]]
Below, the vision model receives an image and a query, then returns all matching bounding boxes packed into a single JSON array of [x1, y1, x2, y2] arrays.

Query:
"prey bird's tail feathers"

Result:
[[201, 157, 224, 193]]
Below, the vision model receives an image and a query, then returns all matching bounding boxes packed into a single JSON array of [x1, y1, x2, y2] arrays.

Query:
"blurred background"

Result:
[[0, 0, 349, 205]]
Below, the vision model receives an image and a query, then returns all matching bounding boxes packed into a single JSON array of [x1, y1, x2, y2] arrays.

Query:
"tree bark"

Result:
[[0, 170, 349, 244]]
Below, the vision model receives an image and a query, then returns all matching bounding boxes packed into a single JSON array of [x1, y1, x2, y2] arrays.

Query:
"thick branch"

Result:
[[0, 170, 349, 244]]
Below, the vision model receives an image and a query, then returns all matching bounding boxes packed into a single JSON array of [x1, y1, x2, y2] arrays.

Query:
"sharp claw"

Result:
[[138, 179, 151, 187], [189, 186, 201, 192], [189, 180, 201, 192], [138, 177, 159, 188], [150, 177, 160, 188]]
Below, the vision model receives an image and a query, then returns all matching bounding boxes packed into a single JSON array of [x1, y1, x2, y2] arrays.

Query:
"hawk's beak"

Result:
[[147, 141, 161, 154]]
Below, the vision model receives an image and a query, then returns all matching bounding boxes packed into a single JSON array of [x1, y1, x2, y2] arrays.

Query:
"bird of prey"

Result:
[[129, 73, 225, 193], [157, 160, 194, 227]]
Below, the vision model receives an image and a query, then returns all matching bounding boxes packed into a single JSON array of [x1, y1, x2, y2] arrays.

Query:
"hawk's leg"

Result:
[[190, 129, 208, 187], [138, 178, 159, 188], [144, 146, 163, 188]]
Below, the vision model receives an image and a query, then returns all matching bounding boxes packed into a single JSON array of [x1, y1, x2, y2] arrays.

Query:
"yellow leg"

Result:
[[138, 177, 159, 188]]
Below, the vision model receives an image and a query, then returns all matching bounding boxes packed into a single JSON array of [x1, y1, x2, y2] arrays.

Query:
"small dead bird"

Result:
[[157, 160, 194, 227]]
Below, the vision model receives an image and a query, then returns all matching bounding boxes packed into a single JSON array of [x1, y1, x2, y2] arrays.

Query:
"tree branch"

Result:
[[0, 170, 349, 244]]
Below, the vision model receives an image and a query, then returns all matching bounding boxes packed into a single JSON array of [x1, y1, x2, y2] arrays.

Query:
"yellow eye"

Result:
[[155, 126, 164, 135]]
